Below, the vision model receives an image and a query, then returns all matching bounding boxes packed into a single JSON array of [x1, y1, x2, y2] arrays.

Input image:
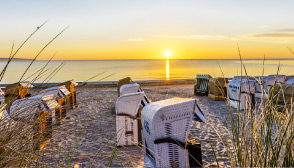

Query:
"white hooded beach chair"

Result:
[[255, 75, 286, 99], [115, 92, 144, 146], [228, 77, 255, 110], [141, 98, 197, 168], [40, 85, 70, 124], [7, 94, 59, 150], [119, 83, 140, 96]]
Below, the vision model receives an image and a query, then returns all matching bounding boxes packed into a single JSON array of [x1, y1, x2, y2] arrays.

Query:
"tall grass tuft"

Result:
[[213, 49, 294, 167]]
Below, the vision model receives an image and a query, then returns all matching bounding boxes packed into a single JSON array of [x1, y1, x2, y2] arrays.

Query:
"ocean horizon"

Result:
[[0, 59, 293, 84]]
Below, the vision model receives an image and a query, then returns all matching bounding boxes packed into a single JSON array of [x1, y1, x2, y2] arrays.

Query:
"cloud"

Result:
[[127, 38, 144, 42], [249, 33, 294, 38], [275, 29, 294, 33], [258, 25, 273, 28], [165, 34, 239, 41]]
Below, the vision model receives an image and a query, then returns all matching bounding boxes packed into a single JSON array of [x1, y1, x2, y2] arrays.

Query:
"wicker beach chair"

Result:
[[194, 74, 212, 96], [119, 83, 140, 96], [271, 84, 294, 112], [117, 77, 151, 106], [4, 81, 33, 105], [8, 94, 59, 150], [141, 98, 203, 168], [117, 77, 132, 97], [40, 85, 70, 125], [208, 77, 228, 101], [57, 80, 78, 109], [115, 92, 144, 146], [255, 75, 286, 99], [228, 77, 255, 110]]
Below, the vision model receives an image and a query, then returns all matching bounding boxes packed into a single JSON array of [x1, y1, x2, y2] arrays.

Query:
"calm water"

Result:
[[1, 59, 294, 83]]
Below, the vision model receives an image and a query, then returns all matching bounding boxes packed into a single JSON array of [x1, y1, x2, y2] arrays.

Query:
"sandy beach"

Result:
[[26, 83, 235, 167]]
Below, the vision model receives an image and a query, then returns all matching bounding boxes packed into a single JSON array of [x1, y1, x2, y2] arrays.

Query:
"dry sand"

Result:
[[35, 84, 235, 167]]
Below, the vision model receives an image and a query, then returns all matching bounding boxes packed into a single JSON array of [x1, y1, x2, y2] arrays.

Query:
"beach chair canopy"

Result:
[[208, 77, 228, 101], [195, 74, 212, 95], [286, 78, 294, 85], [4, 81, 33, 96], [40, 85, 70, 99], [116, 92, 144, 118], [57, 79, 78, 91], [255, 75, 286, 94], [141, 98, 196, 168], [271, 84, 294, 108], [9, 94, 59, 122], [117, 77, 133, 96], [119, 83, 140, 96], [228, 78, 255, 101]]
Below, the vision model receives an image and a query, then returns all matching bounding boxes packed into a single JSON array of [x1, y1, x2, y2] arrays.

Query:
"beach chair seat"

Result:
[[141, 98, 203, 168], [271, 84, 294, 112], [208, 77, 228, 101], [255, 75, 286, 99], [115, 92, 144, 146], [58, 79, 78, 109], [194, 74, 212, 96], [228, 77, 255, 110], [40, 85, 70, 125], [8, 94, 59, 150]]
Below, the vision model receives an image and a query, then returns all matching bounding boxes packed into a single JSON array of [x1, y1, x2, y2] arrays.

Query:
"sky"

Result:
[[1, 0, 294, 60]]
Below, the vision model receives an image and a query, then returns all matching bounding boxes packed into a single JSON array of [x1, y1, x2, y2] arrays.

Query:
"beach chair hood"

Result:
[[116, 92, 144, 118], [9, 94, 59, 122], [228, 79, 255, 101], [141, 98, 195, 167], [40, 85, 70, 99], [119, 83, 140, 96]]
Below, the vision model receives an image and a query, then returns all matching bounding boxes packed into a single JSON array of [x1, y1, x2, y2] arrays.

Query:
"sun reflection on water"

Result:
[[166, 59, 170, 80]]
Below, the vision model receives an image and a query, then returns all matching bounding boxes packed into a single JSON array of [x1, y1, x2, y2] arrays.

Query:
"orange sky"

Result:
[[1, 1, 294, 60]]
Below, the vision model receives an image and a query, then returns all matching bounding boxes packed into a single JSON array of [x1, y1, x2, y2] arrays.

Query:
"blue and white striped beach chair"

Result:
[[194, 74, 212, 96]]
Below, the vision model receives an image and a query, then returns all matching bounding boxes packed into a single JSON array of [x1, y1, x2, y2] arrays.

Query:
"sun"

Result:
[[164, 51, 171, 58]]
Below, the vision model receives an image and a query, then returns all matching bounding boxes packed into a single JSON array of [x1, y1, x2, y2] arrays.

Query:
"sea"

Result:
[[0, 59, 293, 84]]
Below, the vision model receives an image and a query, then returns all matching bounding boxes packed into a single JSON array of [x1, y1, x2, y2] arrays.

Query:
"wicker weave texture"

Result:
[[141, 98, 195, 168]]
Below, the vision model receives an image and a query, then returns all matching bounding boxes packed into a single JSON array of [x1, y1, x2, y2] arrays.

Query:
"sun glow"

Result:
[[165, 51, 171, 58]]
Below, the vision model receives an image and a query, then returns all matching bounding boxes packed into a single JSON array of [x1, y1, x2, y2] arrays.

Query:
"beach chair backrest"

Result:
[[40, 85, 70, 99], [116, 92, 144, 118], [9, 94, 59, 123], [4, 81, 33, 98], [141, 98, 195, 168], [119, 83, 140, 96]]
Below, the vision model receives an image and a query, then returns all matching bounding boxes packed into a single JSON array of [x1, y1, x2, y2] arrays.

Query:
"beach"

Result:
[[31, 82, 234, 167]]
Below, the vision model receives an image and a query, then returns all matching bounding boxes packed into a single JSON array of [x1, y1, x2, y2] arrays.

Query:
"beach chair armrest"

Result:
[[116, 113, 138, 120], [154, 137, 186, 149]]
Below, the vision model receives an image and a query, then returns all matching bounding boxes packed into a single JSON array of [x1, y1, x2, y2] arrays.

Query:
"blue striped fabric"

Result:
[[194, 103, 206, 122], [138, 87, 151, 107]]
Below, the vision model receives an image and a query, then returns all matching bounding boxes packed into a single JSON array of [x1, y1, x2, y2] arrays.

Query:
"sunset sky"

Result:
[[1, 0, 294, 60]]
